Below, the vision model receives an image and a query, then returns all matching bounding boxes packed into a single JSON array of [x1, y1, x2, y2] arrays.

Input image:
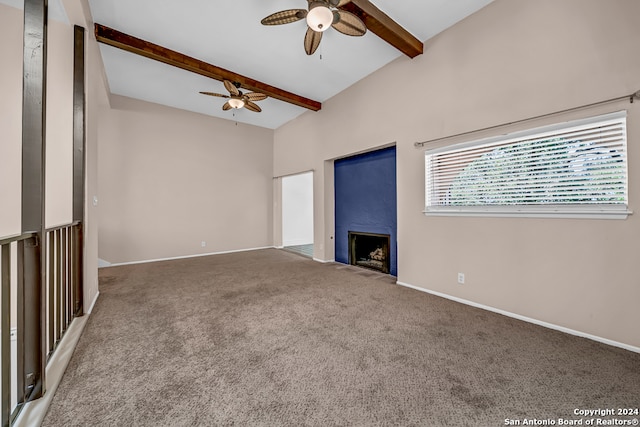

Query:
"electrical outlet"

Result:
[[201, 241, 206, 248], [457, 273, 465, 284]]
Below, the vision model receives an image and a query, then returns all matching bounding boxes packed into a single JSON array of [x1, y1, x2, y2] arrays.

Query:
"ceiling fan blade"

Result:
[[222, 101, 232, 111], [199, 91, 229, 98], [304, 27, 322, 55], [244, 92, 267, 102], [261, 9, 307, 26], [223, 80, 240, 96], [244, 101, 262, 113], [332, 10, 367, 36]]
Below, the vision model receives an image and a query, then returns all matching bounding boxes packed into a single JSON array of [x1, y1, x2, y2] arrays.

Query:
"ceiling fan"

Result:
[[261, 0, 367, 55], [199, 80, 267, 112]]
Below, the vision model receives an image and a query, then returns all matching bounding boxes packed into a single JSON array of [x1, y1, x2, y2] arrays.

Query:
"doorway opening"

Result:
[[282, 171, 314, 258]]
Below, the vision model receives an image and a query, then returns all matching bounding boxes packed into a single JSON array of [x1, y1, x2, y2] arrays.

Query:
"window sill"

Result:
[[423, 206, 632, 220]]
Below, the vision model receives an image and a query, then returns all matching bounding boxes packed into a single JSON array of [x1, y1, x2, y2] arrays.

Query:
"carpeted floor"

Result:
[[42, 249, 640, 426]]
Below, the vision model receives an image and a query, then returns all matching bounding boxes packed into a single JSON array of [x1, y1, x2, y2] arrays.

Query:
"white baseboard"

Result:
[[14, 315, 90, 427], [106, 246, 275, 267], [97, 258, 111, 268], [86, 291, 100, 314], [313, 258, 335, 264], [396, 281, 640, 354]]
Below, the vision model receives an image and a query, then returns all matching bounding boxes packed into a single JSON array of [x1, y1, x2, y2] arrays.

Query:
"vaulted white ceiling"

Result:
[[3, 0, 495, 129]]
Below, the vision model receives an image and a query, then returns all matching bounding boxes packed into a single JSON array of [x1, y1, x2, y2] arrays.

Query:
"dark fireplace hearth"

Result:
[[348, 231, 390, 274]]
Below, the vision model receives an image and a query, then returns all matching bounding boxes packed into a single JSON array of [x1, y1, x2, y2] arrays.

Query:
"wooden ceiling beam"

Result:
[[94, 24, 322, 111], [342, 0, 423, 58]]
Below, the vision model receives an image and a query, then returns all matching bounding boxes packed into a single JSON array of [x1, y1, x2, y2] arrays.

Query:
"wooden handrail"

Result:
[[45, 221, 81, 233], [0, 232, 37, 247], [0, 221, 82, 245]]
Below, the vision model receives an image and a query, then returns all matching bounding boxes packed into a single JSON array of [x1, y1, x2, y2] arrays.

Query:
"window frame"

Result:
[[424, 111, 632, 219]]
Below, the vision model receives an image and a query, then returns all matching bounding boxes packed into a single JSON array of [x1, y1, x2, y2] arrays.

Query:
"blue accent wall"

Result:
[[334, 146, 397, 276]]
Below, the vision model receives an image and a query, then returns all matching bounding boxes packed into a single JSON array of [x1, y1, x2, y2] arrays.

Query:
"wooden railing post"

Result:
[[16, 238, 43, 402], [21, 0, 48, 401], [72, 225, 84, 317], [1, 244, 11, 427], [73, 25, 86, 317]]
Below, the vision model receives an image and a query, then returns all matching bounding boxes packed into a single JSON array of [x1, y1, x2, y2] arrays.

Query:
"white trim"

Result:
[[272, 169, 315, 179], [423, 207, 632, 220], [86, 291, 100, 314], [97, 258, 111, 268], [331, 141, 397, 162], [396, 281, 640, 354], [313, 258, 335, 264], [105, 246, 275, 267], [14, 316, 90, 427]]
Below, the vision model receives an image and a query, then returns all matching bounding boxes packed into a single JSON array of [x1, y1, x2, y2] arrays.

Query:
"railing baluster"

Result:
[[55, 230, 62, 345], [1, 244, 11, 427], [66, 227, 72, 326], [16, 240, 25, 406], [61, 230, 67, 334], [47, 231, 55, 357], [72, 224, 84, 317]]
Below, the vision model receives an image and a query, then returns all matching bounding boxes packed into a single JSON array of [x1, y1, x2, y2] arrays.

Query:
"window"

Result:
[[424, 111, 630, 218]]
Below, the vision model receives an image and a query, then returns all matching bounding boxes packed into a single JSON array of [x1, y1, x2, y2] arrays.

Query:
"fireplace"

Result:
[[348, 232, 390, 274]]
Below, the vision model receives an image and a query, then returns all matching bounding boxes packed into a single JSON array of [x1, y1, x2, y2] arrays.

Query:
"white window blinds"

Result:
[[424, 111, 630, 218]]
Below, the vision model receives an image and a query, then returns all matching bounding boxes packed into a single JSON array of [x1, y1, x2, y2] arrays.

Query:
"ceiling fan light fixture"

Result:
[[228, 98, 245, 109], [306, 2, 333, 32]]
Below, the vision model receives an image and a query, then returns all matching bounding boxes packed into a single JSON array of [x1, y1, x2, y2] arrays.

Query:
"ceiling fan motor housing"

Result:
[[307, 1, 334, 31]]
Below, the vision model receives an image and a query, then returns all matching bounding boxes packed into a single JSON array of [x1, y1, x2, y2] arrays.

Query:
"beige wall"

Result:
[[274, 0, 640, 348], [46, 15, 74, 228], [97, 96, 274, 264], [0, 5, 22, 238]]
